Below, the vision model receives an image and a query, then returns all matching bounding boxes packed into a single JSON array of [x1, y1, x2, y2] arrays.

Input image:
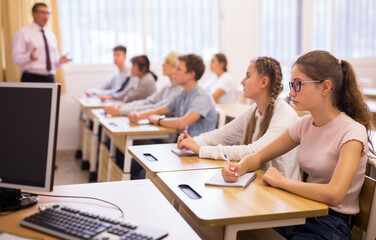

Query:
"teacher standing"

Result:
[[12, 2, 71, 83]]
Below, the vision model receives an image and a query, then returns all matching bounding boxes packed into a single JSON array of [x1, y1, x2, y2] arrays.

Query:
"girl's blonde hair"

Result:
[[165, 52, 180, 66]]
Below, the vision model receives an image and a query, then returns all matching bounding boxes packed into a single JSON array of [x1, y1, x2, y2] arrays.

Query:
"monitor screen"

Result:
[[0, 82, 60, 193]]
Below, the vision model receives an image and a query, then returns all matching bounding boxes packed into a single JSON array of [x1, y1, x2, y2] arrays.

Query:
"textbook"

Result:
[[171, 148, 197, 157], [205, 171, 256, 188]]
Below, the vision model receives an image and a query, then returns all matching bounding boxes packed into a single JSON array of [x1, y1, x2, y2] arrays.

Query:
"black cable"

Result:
[[21, 192, 124, 219]]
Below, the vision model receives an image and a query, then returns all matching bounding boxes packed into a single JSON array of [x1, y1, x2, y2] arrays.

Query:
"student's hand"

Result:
[[104, 105, 120, 116], [99, 95, 113, 102], [177, 131, 189, 149], [262, 167, 285, 188], [85, 91, 93, 97], [128, 112, 140, 123], [179, 137, 200, 155], [59, 55, 72, 64], [148, 115, 160, 125], [221, 163, 240, 182], [30, 47, 38, 61]]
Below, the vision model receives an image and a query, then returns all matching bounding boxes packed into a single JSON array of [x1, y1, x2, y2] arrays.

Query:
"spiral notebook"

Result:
[[205, 171, 256, 188]]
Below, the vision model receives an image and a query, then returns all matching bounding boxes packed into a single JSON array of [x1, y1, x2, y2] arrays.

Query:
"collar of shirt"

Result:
[[182, 84, 199, 98], [31, 22, 45, 32]]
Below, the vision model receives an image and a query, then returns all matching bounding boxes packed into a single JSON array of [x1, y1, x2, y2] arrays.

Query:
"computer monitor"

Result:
[[0, 82, 60, 212]]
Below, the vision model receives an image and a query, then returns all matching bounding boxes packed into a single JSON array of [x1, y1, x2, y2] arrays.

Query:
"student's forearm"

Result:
[[159, 118, 186, 130], [277, 178, 342, 206]]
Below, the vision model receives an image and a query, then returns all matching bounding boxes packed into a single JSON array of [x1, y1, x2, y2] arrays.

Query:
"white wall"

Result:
[[57, 0, 376, 150]]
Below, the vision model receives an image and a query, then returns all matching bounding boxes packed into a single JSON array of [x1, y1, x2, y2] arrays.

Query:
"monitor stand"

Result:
[[0, 188, 38, 212]]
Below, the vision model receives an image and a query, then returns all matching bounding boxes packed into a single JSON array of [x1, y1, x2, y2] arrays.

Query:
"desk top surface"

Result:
[[128, 143, 233, 175], [0, 180, 199, 240], [157, 169, 328, 226], [73, 95, 121, 108], [99, 117, 178, 135], [217, 103, 250, 119]]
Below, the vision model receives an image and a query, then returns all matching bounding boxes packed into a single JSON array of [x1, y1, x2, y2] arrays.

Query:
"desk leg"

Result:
[[76, 107, 84, 159], [89, 119, 99, 182], [122, 136, 133, 181], [224, 218, 305, 240], [81, 110, 90, 169], [97, 128, 106, 182]]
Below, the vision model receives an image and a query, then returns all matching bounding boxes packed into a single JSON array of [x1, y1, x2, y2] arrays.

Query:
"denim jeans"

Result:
[[274, 214, 352, 240]]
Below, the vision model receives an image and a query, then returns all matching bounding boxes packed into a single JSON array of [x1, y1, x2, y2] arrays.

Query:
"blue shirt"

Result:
[[167, 85, 218, 137]]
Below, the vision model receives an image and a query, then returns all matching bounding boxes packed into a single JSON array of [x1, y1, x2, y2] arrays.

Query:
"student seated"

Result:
[[85, 45, 131, 97], [222, 50, 375, 239], [178, 57, 300, 180], [201, 53, 237, 104], [104, 52, 183, 116], [99, 55, 157, 103], [128, 53, 218, 138]]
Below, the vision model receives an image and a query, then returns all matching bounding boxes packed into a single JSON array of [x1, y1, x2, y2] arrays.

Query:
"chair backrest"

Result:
[[353, 175, 376, 240], [216, 107, 226, 129]]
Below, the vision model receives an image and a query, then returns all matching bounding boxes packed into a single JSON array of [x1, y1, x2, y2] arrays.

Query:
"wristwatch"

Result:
[[157, 115, 166, 125]]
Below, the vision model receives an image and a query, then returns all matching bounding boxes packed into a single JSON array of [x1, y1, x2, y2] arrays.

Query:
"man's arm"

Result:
[[128, 106, 172, 123], [153, 111, 201, 130]]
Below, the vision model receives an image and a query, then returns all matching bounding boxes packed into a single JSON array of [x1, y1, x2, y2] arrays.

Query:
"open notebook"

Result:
[[205, 171, 256, 188]]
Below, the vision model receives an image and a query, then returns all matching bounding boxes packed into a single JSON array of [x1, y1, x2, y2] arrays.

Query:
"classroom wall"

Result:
[[56, 0, 376, 150]]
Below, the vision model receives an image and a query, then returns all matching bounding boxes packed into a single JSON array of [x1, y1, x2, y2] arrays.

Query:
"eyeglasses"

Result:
[[289, 80, 323, 92], [35, 11, 52, 15]]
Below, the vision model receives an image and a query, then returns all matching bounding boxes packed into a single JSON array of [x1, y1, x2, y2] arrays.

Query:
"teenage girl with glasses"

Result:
[[178, 57, 301, 180], [222, 50, 375, 239]]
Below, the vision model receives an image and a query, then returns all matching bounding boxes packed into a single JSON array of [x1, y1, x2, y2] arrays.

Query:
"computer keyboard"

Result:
[[20, 204, 168, 240]]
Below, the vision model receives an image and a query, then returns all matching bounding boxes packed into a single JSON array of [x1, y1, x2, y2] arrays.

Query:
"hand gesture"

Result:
[[30, 48, 38, 61], [59, 55, 72, 64]]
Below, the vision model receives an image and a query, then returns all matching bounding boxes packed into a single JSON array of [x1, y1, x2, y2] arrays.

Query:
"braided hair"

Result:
[[243, 57, 283, 144]]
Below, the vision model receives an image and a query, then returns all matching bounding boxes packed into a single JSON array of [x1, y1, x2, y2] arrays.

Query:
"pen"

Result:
[[185, 124, 189, 133], [224, 154, 238, 176], [224, 154, 232, 166]]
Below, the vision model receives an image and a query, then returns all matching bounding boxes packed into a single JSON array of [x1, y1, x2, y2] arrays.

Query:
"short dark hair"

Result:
[[32, 2, 48, 12], [112, 45, 127, 54], [178, 54, 205, 81]]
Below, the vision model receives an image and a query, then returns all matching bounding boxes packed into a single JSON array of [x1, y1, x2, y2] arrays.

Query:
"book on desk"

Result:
[[205, 171, 256, 188]]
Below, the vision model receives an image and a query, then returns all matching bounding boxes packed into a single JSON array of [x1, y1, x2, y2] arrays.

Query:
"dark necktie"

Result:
[[41, 29, 52, 71], [116, 77, 131, 92]]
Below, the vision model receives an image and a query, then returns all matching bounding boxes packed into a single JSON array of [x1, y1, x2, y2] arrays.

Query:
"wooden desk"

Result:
[[73, 95, 120, 173], [157, 169, 328, 240], [363, 88, 376, 99], [86, 109, 109, 181], [99, 117, 177, 181], [128, 143, 231, 177], [0, 180, 200, 240], [217, 103, 250, 122], [128, 143, 233, 202]]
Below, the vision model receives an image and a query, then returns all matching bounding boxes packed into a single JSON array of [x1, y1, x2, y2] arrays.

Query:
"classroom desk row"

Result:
[[74, 95, 251, 182]]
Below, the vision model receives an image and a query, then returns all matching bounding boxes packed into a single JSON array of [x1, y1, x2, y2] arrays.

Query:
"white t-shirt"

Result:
[[202, 72, 237, 104]]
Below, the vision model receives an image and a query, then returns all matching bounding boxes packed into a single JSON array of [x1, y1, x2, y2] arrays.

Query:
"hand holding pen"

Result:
[[177, 124, 190, 149], [222, 154, 239, 182]]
